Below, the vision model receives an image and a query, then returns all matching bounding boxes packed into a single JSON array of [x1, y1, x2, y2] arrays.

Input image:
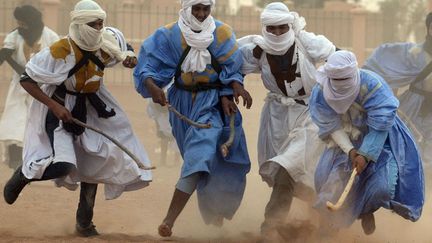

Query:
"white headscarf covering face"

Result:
[[178, 0, 216, 73], [69, 0, 126, 61], [316, 50, 361, 114], [69, 0, 106, 51], [253, 2, 305, 56]]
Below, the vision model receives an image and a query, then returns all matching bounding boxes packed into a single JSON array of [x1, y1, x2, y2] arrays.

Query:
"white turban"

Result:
[[104, 26, 135, 60], [105, 27, 127, 52], [178, 0, 216, 73], [247, 2, 306, 55], [69, 0, 126, 61], [69, 0, 106, 51], [181, 0, 215, 9], [316, 50, 361, 114]]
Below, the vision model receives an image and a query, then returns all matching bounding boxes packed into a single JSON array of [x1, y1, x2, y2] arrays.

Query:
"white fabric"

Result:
[[103, 27, 135, 67], [69, 0, 106, 51], [22, 39, 152, 199], [239, 22, 335, 187], [239, 31, 335, 96], [105, 26, 127, 52], [0, 27, 59, 148], [317, 50, 361, 114], [181, 0, 215, 8], [257, 92, 325, 188], [69, 0, 126, 62], [239, 2, 306, 56], [178, 0, 216, 73], [329, 129, 354, 154]]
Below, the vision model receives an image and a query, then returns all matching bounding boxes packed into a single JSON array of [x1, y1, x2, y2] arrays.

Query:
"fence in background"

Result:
[[0, 0, 396, 84]]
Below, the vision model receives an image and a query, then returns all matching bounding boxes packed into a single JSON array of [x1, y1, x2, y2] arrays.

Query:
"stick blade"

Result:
[[326, 201, 339, 211]]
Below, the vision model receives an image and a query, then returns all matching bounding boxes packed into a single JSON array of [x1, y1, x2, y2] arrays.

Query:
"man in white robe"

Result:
[[0, 5, 59, 169], [3, 0, 152, 237], [238, 2, 335, 240]]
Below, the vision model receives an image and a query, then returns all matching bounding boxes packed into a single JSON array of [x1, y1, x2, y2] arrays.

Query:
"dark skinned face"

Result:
[[86, 19, 104, 30], [17, 20, 29, 30], [266, 24, 290, 36], [192, 4, 211, 22]]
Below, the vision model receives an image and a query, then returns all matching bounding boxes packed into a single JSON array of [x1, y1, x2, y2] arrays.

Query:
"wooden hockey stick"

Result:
[[72, 118, 156, 170], [326, 168, 357, 211]]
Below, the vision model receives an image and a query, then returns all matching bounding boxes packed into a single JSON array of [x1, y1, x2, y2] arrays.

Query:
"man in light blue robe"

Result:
[[363, 12, 432, 166], [133, 0, 252, 237], [309, 51, 424, 235]]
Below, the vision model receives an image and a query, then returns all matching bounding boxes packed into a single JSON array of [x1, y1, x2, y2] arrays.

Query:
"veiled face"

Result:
[[192, 4, 211, 22], [87, 19, 104, 30], [266, 24, 290, 36], [17, 20, 29, 30]]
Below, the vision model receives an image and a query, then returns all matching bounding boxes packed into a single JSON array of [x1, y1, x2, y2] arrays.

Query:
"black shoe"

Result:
[[3, 166, 29, 204], [76, 223, 99, 237], [361, 213, 376, 235]]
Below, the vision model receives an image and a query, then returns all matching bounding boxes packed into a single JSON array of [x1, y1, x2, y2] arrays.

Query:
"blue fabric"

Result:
[[175, 172, 200, 194], [134, 20, 251, 224], [310, 69, 424, 228], [358, 128, 388, 162], [363, 42, 428, 88]]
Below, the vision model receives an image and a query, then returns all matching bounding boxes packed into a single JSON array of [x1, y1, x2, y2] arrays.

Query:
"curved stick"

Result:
[[72, 118, 156, 170], [220, 115, 235, 158], [167, 104, 211, 129], [326, 168, 357, 211]]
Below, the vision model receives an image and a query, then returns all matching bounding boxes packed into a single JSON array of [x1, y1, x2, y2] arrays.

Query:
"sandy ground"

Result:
[[0, 73, 432, 243]]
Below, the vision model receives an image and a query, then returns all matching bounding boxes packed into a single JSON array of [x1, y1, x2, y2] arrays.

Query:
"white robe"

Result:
[[0, 27, 59, 145], [240, 30, 334, 188], [23, 38, 152, 199]]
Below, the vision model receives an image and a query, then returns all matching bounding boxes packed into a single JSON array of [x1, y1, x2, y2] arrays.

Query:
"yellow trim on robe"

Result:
[[193, 75, 210, 84], [218, 44, 238, 63], [69, 40, 103, 93], [165, 22, 176, 30], [82, 81, 101, 93], [50, 38, 71, 60], [216, 24, 233, 46], [181, 72, 193, 85]]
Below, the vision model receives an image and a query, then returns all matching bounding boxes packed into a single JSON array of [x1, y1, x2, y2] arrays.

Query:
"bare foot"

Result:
[[158, 222, 173, 237]]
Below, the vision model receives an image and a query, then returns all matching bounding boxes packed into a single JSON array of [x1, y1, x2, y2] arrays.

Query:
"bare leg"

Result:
[[159, 189, 192, 237]]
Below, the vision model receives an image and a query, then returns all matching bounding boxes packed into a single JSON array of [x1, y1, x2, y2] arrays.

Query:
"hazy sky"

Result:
[[238, 0, 383, 11]]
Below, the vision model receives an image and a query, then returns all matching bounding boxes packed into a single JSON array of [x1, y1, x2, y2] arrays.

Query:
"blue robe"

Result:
[[133, 20, 250, 224], [363, 42, 432, 165], [309, 69, 424, 228]]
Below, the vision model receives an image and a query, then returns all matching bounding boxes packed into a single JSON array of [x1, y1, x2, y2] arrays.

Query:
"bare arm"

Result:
[[144, 77, 167, 106], [20, 78, 73, 122]]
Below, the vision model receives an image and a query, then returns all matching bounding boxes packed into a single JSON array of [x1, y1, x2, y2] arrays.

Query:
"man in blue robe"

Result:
[[309, 50, 424, 235], [363, 12, 432, 167], [133, 0, 252, 237]]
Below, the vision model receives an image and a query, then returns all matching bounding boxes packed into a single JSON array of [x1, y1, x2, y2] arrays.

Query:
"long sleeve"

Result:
[[330, 129, 354, 154], [357, 127, 389, 162], [239, 43, 261, 75], [211, 23, 244, 96], [297, 30, 335, 64], [361, 70, 399, 131], [133, 28, 178, 98]]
